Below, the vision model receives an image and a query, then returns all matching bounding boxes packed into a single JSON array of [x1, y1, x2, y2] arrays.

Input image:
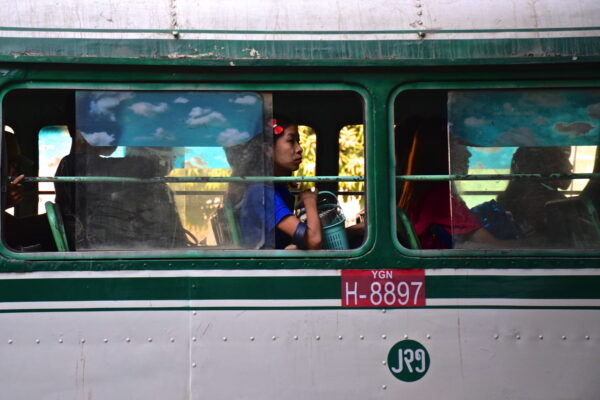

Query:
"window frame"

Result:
[[390, 80, 600, 257], [0, 81, 371, 261]]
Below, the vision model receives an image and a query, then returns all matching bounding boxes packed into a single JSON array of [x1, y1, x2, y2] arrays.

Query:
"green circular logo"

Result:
[[387, 339, 430, 382]]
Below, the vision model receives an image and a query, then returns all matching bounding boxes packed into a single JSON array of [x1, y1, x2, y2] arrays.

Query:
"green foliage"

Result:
[[294, 124, 365, 206]]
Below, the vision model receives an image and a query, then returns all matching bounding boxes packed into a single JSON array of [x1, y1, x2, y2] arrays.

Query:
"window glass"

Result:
[[395, 89, 600, 250], [70, 91, 270, 251], [38, 126, 71, 214], [3, 89, 366, 253], [339, 125, 365, 226]]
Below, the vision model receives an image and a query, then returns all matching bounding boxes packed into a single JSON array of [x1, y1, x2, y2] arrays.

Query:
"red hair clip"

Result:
[[269, 118, 284, 135]]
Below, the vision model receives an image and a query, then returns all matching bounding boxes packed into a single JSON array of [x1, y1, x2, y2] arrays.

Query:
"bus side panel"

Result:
[[191, 309, 600, 399], [0, 308, 598, 399], [0, 311, 190, 400]]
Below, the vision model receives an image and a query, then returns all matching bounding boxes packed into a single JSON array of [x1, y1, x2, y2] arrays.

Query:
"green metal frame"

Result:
[[0, 80, 373, 263], [388, 79, 600, 259], [0, 64, 598, 271]]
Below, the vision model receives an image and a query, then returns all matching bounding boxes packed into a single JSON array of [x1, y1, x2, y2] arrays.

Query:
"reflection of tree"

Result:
[[167, 167, 230, 243], [294, 125, 365, 208]]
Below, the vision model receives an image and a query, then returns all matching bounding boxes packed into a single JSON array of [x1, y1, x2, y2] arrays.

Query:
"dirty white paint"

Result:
[[0, 308, 598, 399], [0, 0, 598, 40]]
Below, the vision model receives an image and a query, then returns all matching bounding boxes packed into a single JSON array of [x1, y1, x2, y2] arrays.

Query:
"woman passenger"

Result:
[[237, 117, 322, 249], [397, 117, 501, 249]]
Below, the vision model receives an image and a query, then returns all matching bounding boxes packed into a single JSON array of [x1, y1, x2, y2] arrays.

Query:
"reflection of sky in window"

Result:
[[177, 147, 229, 169], [76, 91, 264, 148], [449, 90, 600, 147], [467, 147, 516, 170]]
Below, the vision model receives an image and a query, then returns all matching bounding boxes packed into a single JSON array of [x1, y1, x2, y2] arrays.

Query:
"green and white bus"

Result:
[[1, 0, 599, 398]]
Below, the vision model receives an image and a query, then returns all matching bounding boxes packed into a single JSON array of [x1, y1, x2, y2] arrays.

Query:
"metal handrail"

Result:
[[396, 173, 600, 181], [16, 175, 365, 183]]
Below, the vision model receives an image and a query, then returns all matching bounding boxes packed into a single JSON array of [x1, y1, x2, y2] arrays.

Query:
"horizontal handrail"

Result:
[[396, 173, 600, 181], [16, 175, 365, 183]]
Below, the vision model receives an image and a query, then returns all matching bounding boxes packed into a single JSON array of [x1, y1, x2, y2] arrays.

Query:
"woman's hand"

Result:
[[298, 189, 318, 208], [7, 174, 25, 209], [276, 188, 322, 250]]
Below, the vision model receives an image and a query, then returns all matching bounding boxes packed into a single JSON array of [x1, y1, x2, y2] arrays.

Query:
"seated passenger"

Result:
[[55, 132, 191, 250], [3, 131, 54, 251], [230, 117, 322, 249], [495, 146, 572, 240], [397, 118, 501, 249]]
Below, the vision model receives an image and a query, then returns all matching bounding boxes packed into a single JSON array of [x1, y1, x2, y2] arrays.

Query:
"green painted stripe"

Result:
[[0, 37, 599, 66], [427, 276, 600, 299], [0, 26, 598, 34], [0, 276, 341, 302], [0, 275, 598, 303]]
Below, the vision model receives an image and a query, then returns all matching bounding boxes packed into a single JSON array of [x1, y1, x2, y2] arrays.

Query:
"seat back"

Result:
[[211, 197, 241, 247], [544, 195, 600, 249], [396, 206, 421, 249], [45, 201, 69, 251]]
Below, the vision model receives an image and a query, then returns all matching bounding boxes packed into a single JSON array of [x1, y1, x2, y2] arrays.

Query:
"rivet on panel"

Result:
[[35, 339, 40, 344], [493, 334, 499, 340], [315, 336, 320, 341], [426, 334, 431, 339], [192, 311, 197, 315], [360, 335, 365, 340], [58, 338, 63, 344], [562, 335, 567, 340], [381, 334, 387, 340], [147, 338, 153, 343], [417, 10, 423, 16], [103, 338, 108, 343], [538, 335, 543, 340], [381, 309, 386, 314], [403, 334, 409, 339], [170, 338, 175, 343], [382, 385, 387, 390], [222, 337, 228, 342], [382, 360, 387, 365], [338, 336, 343, 340], [271, 336, 276, 341], [8, 339, 13, 344], [192, 337, 197, 342], [293, 336, 298, 340], [192, 362, 197, 368], [418, 21, 423, 25], [515, 334, 520, 340], [250, 336, 255, 341], [80, 339, 86, 344], [125, 338, 131, 343], [585, 335, 590, 340]]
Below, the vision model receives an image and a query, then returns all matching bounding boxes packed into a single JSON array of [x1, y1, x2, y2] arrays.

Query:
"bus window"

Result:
[[395, 89, 600, 251], [2, 89, 365, 253]]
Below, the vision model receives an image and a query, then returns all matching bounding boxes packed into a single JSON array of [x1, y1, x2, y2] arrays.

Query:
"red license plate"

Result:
[[341, 269, 426, 308]]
